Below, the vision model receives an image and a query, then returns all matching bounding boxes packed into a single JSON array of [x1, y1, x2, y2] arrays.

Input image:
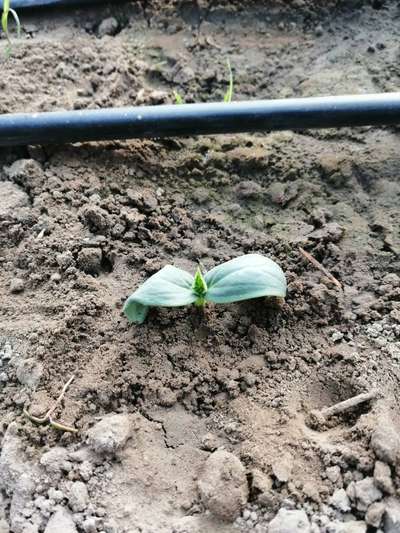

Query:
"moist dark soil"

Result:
[[1, 1, 400, 533]]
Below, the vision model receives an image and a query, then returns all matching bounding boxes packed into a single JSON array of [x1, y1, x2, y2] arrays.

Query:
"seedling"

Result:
[[172, 58, 234, 104], [173, 91, 184, 105], [124, 254, 286, 324], [223, 58, 234, 103], [1, 0, 21, 55]]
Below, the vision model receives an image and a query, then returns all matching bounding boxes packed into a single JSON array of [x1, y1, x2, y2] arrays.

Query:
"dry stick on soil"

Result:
[[299, 246, 342, 290], [23, 375, 78, 433], [310, 389, 380, 426]]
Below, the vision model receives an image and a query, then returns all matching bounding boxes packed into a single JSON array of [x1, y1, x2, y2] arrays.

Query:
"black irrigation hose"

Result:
[[10, 0, 116, 7], [1, 93, 400, 147]]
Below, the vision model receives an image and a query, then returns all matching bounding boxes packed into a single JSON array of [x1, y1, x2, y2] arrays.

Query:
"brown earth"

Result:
[[0, 1, 400, 532]]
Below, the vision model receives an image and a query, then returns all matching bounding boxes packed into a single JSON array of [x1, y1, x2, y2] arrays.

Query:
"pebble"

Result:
[[0, 519, 9, 533], [326, 466, 341, 483], [77, 248, 103, 275], [250, 468, 273, 500], [374, 461, 394, 494], [329, 488, 351, 512], [271, 452, 293, 483], [47, 489, 64, 503], [200, 433, 219, 452], [5, 159, 42, 183], [40, 447, 71, 473], [235, 180, 263, 200], [365, 501, 385, 528], [371, 416, 400, 465], [326, 521, 366, 533], [0, 423, 30, 494], [15, 358, 43, 390], [44, 506, 77, 533], [315, 25, 324, 36], [97, 17, 119, 37], [67, 481, 88, 512], [56, 252, 74, 270], [82, 517, 97, 533], [9, 278, 25, 294], [268, 509, 310, 533], [197, 450, 248, 521], [86, 414, 132, 455], [384, 496, 400, 532], [352, 477, 382, 511], [78, 461, 93, 482], [0, 182, 30, 217]]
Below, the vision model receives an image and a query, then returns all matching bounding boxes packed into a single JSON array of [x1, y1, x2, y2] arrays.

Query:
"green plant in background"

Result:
[[1, 0, 21, 55], [173, 90, 184, 105], [223, 58, 234, 103], [172, 58, 234, 104], [124, 254, 287, 324]]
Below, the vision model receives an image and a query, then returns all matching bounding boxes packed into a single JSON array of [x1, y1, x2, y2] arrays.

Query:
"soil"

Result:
[[1, 1, 400, 532]]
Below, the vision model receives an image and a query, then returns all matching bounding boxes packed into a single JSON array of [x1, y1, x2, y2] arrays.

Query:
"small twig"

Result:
[[310, 389, 380, 426], [299, 247, 342, 290], [45, 375, 75, 418], [23, 375, 78, 433], [49, 417, 78, 433]]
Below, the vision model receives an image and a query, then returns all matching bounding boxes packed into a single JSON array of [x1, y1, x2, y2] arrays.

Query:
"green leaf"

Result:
[[173, 91, 184, 105], [123, 300, 150, 325], [204, 254, 286, 304], [192, 267, 207, 306], [223, 58, 234, 103], [123, 265, 196, 323]]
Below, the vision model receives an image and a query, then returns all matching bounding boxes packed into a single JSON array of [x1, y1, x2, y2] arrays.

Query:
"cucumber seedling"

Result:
[[124, 254, 287, 324], [1, 0, 21, 55]]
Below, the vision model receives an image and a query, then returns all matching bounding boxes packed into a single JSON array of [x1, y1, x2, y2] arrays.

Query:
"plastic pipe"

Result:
[[10, 0, 116, 7], [0, 93, 400, 147]]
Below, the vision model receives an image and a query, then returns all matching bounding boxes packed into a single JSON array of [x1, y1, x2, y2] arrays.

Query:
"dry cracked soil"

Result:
[[1, 1, 400, 532]]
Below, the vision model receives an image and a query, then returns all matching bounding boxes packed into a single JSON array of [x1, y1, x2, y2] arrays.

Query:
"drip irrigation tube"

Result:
[[10, 0, 116, 8], [0, 93, 400, 147]]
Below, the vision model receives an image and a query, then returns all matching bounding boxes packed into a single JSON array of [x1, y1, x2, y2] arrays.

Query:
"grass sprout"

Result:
[[2, 0, 21, 56], [173, 90, 184, 105], [223, 58, 234, 103]]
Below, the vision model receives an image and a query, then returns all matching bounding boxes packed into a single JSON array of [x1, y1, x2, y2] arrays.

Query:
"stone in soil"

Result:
[[374, 461, 394, 494], [44, 507, 77, 533], [326, 521, 366, 533], [268, 509, 310, 533], [97, 17, 119, 37], [40, 447, 71, 473], [0, 182, 29, 217], [67, 481, 88, 512], [9, 278, 25, 294], [197, 450, 248, 521], [77, 248, 103, 275], [365, 501, 385, 528], [347, 477, 382, 511], [271, 452, 293, 483], [370, 415, 400, 466], [86, 413, 132, 455], [329, 488, 351, 512], [384, 496, 400, 533], [15, 358, 43, 390]]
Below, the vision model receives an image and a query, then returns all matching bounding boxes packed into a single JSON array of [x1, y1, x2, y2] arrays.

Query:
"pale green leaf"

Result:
[[223, 58, 234, 103], [123, 300, 150, 324], [123, 265, 196, 323], [173, 91, 184, 105], [204, 254, 286, 304]]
